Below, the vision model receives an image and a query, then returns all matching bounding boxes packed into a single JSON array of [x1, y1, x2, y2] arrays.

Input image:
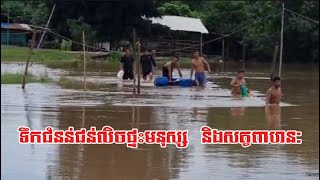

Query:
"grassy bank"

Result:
[[1, 73, 51, 84], [1, 45, 79, 68], [1, 45, 120, 70]]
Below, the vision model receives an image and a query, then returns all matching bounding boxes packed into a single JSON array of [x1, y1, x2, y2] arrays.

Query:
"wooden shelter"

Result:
[[143, 15, 209, 57]]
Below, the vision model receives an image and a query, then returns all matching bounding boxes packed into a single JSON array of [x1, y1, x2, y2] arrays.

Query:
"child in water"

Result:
[[230, 69, 252, 97]]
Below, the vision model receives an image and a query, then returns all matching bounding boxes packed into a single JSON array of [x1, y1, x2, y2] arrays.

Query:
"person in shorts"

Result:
[[190, 52, 211, 86]]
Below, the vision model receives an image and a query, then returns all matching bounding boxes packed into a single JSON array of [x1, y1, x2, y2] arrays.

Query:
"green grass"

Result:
[[1, 73, 52, 84], [1, 45, 121, 70], [1, 45, 77, 61], [1, 45, 80, 69]]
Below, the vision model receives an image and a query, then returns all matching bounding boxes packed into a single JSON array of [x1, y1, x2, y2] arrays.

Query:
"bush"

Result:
[[107, 51, 123, 62]]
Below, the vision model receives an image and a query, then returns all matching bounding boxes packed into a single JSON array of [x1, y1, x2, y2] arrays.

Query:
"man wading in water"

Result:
[[266, 76, 282, 105], [190, 52, 211, 87], [140, 48, 157, 81], [120, 49, 134, 80], [162, 56, 182, 81]]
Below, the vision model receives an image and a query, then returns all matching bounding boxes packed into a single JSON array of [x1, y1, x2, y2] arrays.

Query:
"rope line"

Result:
[[285, 8, 319, 24], [8, 7, 317, 56], [48, 30, 109, 52]]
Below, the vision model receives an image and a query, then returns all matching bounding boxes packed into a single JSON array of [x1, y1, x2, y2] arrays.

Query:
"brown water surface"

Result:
[[1, 62, 319, 180]]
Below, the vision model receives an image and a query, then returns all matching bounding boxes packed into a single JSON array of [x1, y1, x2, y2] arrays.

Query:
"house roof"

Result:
[[1, 23, 32, 31], [144, 15, 209, 34]]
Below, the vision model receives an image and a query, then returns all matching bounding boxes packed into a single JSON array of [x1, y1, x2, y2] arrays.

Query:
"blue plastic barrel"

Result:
[[179, 79, 193, 87], [154, 77, 169, 86]]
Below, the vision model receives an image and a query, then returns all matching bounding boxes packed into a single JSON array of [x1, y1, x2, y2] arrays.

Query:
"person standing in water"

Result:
[[162, 56, 183, 81], [120, 48, 134, 80], [190, 52, 211, 87], [140, 48, 156, 80], [266, 76, 282, 105], [230, 69, 251, 96]]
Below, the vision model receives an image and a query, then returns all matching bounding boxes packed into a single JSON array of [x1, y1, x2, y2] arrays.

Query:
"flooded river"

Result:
[[1, 62, 319, 180]]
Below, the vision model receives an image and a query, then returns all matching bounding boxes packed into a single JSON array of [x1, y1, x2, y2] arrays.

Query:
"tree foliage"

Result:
[[157, 2, 200, 18], [1, 0, 318, 62]]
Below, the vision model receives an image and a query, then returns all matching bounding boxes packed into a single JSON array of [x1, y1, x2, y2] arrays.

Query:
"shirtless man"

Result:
[[266, 76, 282, 105], [162, 56, 182, 81], [230, 69, 251, 96], [190, 52, 211, 87]]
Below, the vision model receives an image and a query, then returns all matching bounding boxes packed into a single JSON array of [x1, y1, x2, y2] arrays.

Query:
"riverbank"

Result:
[[1, 45, 120, 70], [1, 73, 51, 84]]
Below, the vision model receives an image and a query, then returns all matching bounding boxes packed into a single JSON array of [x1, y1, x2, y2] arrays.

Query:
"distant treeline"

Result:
[[1, 0, 318, 63]]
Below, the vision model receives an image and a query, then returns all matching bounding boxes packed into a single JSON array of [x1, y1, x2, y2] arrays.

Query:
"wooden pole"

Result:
[[22, 30, 36, 89], [82, 31, 87, 92], [137, 41, 141, 94], [278, 3, 284, 78], [82, 106, 85, 127], [132, 28, 136, 94], [242, 44, 246, 69], [271, 44, 279, 79], [37, 4, 56, 49], [221, 38, 225, 72], [222, 38, 225, 60]]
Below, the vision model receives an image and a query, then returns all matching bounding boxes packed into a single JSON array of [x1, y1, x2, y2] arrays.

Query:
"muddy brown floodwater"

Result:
[[1, 62, 319, 180]]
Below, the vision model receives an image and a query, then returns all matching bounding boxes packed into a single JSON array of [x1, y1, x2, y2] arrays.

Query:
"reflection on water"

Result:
[[265, 105, 281, 130], [230, 107, 245, 119], [1, 63, 319, 180]]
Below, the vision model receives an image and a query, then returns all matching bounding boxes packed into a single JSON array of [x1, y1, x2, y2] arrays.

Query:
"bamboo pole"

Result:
[[82, 31, 87, 128], [222, 38, 225, 60], [271, 44, 279, 79], [137, 41, 141, 94], [221, 38, 225, 72], [37, 4, 56, 49], [82, 107, 86, 127], [278, 3, 285, 78], [22, 30, 37, 89], [242, 44, 246, 70], [82, 31, 87, 92], [132, 28, 136, 94]]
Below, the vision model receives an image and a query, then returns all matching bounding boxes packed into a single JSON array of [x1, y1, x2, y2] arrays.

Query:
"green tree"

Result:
[[1, 0, 49, 25]]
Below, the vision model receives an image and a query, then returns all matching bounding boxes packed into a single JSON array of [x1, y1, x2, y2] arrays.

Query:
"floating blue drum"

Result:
[[179, 79, 194, 87], [154, 77, 169, 86]]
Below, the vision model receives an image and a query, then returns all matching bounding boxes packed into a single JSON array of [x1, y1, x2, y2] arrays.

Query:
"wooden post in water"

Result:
[[242, 43, 246, 70], [82, 31, 87, 92], [22, 30, 37, 89], [137, 41, 141, 94], [132, 28, 136, 94], [271, 44, 279, 79], [278, 3, 285, 78], [82, 31, 87, 127], [221, 38, 225, 72]]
